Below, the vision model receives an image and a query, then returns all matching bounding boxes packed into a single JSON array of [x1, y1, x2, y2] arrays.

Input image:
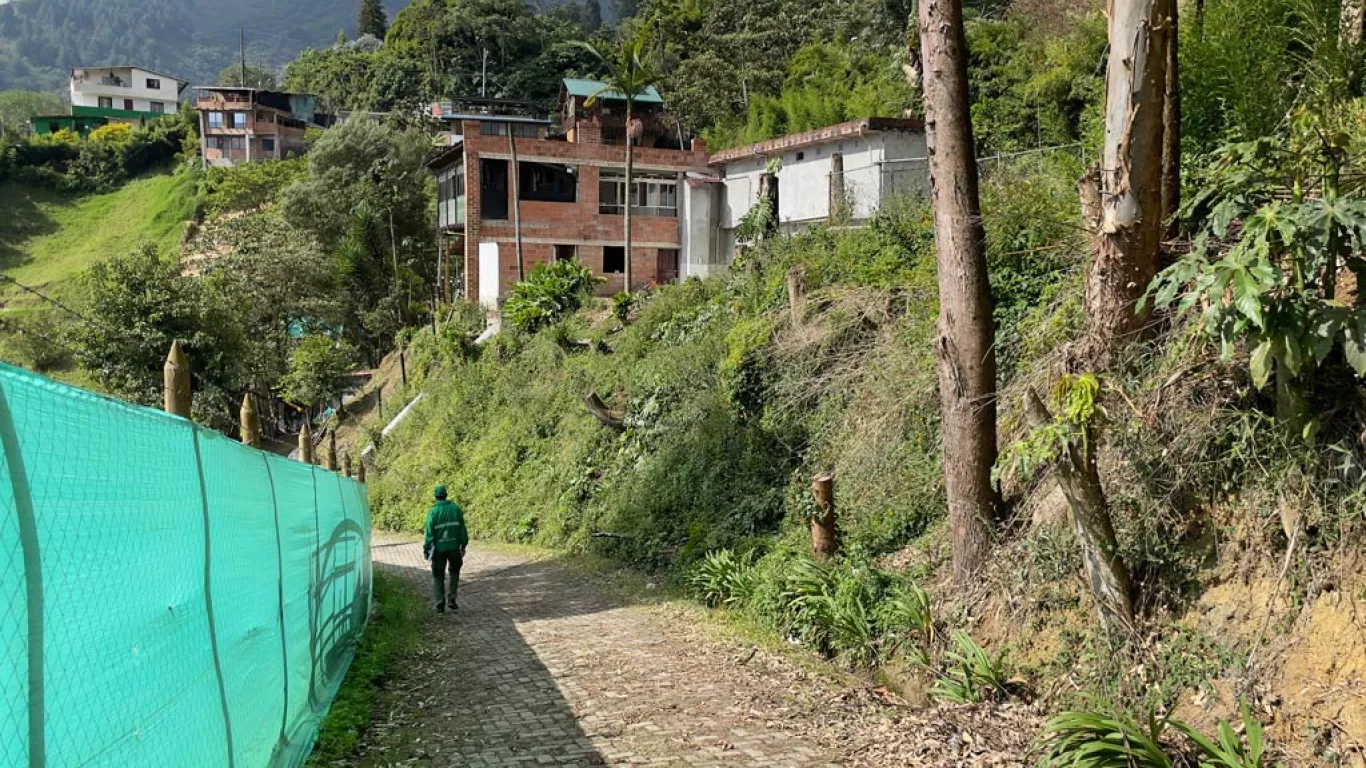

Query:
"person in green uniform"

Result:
[[423, 484, 468, 613]]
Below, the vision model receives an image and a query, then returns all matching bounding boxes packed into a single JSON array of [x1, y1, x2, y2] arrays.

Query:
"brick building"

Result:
[[429, 80, 711, 306], [194, 87, 323, 168]]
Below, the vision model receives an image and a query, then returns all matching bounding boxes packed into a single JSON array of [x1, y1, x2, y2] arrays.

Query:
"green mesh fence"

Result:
[[0, 362, 373, 768]]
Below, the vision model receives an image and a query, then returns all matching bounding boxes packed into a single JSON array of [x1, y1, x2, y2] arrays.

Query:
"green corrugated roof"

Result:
[[562, 78, 663, 104]]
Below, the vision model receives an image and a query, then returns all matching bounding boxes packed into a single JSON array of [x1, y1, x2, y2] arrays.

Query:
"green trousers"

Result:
[[431, 549, 463, 610]]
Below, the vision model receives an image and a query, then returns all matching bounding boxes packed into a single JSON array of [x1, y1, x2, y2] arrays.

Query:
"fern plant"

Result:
[[688, 550, 757, 608]]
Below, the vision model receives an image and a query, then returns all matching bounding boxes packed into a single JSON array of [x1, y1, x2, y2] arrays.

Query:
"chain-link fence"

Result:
[[0, 361, 372, 768]]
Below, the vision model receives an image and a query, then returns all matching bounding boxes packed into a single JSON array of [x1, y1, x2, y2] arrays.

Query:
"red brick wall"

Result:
[[459, 120, 709, 300]]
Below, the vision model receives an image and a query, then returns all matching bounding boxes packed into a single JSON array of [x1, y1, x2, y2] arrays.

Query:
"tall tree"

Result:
[[577, 27, 663, 295], [358, 0, 388, 40], [1085, 0, 1175, 358], [583, 0, 603, 31], [917, 0, 999, 584]]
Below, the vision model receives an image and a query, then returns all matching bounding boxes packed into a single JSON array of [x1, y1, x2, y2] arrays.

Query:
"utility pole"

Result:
[[480, 48, 490, 98], [239, 26, 247, 88]]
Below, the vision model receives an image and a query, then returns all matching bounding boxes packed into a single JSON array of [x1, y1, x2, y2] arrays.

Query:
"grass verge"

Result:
[[308, 569, 424, 766]]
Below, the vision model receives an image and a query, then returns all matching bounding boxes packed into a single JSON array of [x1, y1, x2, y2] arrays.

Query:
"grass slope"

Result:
[[0, 169, 197, 381]]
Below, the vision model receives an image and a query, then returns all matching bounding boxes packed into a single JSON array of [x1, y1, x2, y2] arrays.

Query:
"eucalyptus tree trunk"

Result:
[[918, 0, 1000, 585], [1343, 0, 1366, 47], [1087, 0, 1174, 360], [509, 130, 524, 282], [1161, 1, 1181, 245]]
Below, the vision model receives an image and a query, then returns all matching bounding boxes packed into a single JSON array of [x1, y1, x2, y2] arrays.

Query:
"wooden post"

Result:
[[325, 431, 338, 471], [829, 152, 848, 223], [377, 386, 384, 418], [399, 350, 408, 386], [299, 421, 315, 464], [240, 393, 261, 448], [786, 266, 806, 326], [163, 340, 191, 418], [342, 453, 352, 478], [810, 473, 838, 560], [357, 460, 367, 483]]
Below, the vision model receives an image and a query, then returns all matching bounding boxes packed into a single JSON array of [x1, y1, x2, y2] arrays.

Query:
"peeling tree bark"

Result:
[[918, 0, 1000, 586], [1161, 0, 1181, 246], [1344, 0, 1366, 48], [1025, 390, 1134, 634], [810, 474, 838, 561], [1087, 0, 1174, 360]]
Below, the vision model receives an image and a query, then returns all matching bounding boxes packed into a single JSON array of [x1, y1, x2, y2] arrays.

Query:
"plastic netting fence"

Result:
[[0, 363, 372, 768]]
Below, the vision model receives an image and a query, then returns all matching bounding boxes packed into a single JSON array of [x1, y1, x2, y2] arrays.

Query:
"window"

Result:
[[146, 78, 161, 90], [796, 151, 805, 161], [519, 163, 577, 203], [603, 246, 626, 274], [599, 174, 678, 217], [479, 121, 541, 138], [123, 99, 134, 111], [480, 159, 509, 220], [555, 245, 577, 263], [98, 96, 113, 109], [208, 111, 224, 129], [150, 102, 165, 114], [230, 112, 248, 129], [262, 137, 276, 153]]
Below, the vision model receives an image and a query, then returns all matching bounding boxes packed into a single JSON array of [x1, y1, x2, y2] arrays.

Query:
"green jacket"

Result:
[[424, 499, 469, 554]]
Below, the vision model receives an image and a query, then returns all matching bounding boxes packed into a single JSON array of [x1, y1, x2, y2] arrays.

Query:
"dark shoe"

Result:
[[435, 604, 446, 614], [446, 600, 459, 612]]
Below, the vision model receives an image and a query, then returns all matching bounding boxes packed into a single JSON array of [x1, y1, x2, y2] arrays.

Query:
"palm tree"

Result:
[[575, 26, 662, 295]]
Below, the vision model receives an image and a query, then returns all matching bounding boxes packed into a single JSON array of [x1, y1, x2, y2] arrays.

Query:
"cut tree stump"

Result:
[[811, 473, 838, 561]]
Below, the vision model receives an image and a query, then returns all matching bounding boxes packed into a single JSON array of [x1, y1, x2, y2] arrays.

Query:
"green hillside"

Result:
[[0, 169, 197, 375]]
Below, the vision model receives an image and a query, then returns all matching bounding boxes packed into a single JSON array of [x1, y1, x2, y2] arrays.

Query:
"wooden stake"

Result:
[[811, 473, 838, 560], [163, 340, 191, 418], [399, 350, 408, 386], [240, 393, 262, 448], [357, 460, 367, 483], [342, 453, 352, 478], [299, 421, 314, 464], [325, 431, 338, 471], [786, 266, 806, 326]]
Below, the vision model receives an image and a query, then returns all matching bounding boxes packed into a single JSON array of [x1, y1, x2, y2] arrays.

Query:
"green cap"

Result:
[[434, 484, 447, 499]]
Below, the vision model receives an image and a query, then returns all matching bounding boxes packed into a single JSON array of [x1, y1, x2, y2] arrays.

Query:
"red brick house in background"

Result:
[[428, 80, 711, 306], [195, 87, 324, 168]]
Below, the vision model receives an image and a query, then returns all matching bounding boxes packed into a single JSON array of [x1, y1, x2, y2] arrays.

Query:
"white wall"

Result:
[[718, 133, 921, 232], [71, 67, 183, 113], [682, 178, 726, 278]]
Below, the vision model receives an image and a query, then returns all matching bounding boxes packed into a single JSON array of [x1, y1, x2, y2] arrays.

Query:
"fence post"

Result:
[[810, 473, 838, 560], [325, 431, 338, 471], [342, 452, 352, 478], [399, 350, 408, 387], [299, 421, 315, 464], [163, 340, 191, 418], [786, 266, 805, 326], [240, 393, 261, 448], [357, 460, 367, 484]]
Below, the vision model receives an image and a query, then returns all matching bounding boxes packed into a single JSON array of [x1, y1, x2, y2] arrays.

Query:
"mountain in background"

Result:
[[0, 0, 411, 93]]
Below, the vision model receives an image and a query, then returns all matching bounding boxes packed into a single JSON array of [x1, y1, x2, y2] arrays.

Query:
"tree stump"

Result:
[[810, 473, 838, 560]]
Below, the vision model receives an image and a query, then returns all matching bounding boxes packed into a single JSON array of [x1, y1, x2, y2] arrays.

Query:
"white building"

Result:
[[708, 118, 928, 263], [70, 66, 187, 120]]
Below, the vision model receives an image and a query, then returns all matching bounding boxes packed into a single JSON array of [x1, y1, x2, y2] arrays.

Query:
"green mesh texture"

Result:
[[0, 362, 373, 768]]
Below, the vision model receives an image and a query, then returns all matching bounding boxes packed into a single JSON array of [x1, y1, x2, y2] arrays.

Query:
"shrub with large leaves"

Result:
[[1146, 115, 1366, 436], [504, 260, 602, 333]]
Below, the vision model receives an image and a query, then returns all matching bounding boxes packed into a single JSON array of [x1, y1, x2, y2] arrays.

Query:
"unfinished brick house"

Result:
[[428, 81, 711, 306]]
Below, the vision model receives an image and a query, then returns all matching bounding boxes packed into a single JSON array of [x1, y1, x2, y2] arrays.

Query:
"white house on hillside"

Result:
[[708, 118, 928, 263], [70, 66, 188, 122]]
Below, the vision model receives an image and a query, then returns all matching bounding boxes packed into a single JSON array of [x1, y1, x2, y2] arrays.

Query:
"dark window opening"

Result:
[[519, 162, 577, 203], [555, 244, 577, 263], [123, 99, 134, 111], [262, 138, 276, 153], [480, 158, 509, 220], [150, 102, 165, 114], [48, 122, 59, 134], [146, 78, 161, 90], [796, 151, 805, 161], [603, 246, 625, 274], [98, 96, 113, 109]]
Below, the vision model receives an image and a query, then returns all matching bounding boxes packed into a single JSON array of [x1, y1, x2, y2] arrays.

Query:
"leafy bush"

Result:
[[503, 260, 602, 334], [1041, 710, 1174, 768], [688, 549, 757, 608]]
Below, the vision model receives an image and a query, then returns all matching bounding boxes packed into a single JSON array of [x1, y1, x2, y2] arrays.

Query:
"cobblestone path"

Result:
[[365, 534, 840, 767]]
